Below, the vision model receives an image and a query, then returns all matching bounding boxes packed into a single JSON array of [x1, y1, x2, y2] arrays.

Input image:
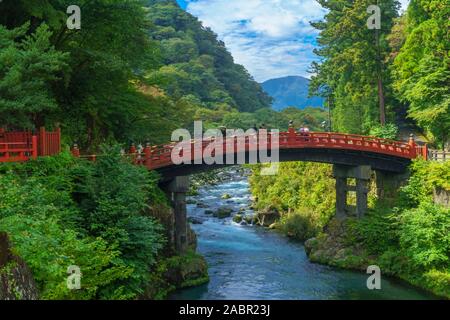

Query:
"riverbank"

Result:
[[0, 152, 209, 300], [249, 160, 450, 299], [171, 168, 437, 299]]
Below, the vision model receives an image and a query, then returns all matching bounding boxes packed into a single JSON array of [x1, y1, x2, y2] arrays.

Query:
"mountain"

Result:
[[146, 0, 272, 113], [261, 76, 324, 111]]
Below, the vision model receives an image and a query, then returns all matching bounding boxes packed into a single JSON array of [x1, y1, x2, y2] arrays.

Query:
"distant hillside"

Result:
[[146, 0, 272, 113], [261, 76, 324, 110]]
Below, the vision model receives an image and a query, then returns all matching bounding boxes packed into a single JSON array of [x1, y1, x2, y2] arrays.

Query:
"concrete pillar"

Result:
[[333, 165, 371, 219], [162, 176, 190, 254]]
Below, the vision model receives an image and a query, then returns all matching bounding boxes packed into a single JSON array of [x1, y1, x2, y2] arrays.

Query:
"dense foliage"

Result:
[[391, 0, 449, 148], [0, 152, 167, 299], [310, 0, 449, 148], [250, 159, 450, 297], [310, 0, 400, 134], [348, 160, 450, 297], [250, 162, 336, 240], [0, 0, 273, 148]]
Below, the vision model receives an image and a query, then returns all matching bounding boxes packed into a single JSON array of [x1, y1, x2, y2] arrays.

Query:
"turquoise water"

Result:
[[171, 174, 437, 300]]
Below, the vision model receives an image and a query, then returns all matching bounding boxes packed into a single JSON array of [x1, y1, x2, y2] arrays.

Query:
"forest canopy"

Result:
[[0, 0, 273, 149]]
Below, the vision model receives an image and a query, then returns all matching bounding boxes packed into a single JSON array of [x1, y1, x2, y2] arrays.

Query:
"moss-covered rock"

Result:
[[0, 233, 39, 300], [165, 251, 209, 289], [233, 214, 243, 223], [214, 207, 233, 219], [304, 219, 371, 271]]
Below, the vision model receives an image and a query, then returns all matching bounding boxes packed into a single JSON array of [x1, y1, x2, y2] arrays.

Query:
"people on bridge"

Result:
[[299, 125, 311, 142], [299, 125, 310, 135]]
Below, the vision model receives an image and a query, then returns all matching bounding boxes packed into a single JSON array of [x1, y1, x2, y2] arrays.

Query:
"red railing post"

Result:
[[144, 143, 152, 168], [422, 144, 429, 160], [71, 144, 80, 158], [39, 127, 46, 156], [32, 135, 38, 159], [288, 126, 296, 146], [129, 143, 136, 163]]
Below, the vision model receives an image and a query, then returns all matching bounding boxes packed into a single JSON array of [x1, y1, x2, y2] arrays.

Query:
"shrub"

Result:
[[399, 202, 450, 270], [0, 147, 167, 299], [369, 123, 399, 140]]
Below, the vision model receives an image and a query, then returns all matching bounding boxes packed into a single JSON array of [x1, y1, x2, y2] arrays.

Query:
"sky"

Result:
[[176, 0, 410, 82]]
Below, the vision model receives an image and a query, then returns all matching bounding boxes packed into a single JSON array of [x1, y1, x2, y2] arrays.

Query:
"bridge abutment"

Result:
[[333, 165, 371, 219], [161, 176, 190, 254]]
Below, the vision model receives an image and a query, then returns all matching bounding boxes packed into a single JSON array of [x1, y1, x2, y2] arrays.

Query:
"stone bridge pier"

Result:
[[161, 176, 190, 254], [333, 164, 409, 219], [333, 165, 371, 219]]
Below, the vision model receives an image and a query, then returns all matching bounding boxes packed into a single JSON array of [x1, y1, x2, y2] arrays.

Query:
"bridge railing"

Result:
[[68, 130, 429, 170], [115, 130, 427, 170], [277, 131, 419, 159]]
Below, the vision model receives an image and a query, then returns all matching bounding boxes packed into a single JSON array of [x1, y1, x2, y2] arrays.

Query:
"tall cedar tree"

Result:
[[309, 0, 400, 134]]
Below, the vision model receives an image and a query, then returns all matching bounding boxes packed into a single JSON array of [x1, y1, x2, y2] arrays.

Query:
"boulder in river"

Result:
[[197, 202, 209, 208], [233, 214, 243, 223], [204, 209, 214, 215], [188, 217, 203, 225], [214, 207, 233, 219], [221, 193, 232, 199]]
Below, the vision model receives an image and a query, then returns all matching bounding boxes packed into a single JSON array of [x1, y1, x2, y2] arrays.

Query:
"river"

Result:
[[170, 171, 436, 300]]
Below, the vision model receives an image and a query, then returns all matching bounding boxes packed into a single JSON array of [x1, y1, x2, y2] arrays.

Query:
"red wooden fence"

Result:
[[0, 127, 61, 163]]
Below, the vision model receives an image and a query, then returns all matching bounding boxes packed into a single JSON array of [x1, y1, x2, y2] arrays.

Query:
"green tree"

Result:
[[310, 0, 400, 134], [0, 23, 68, 128], [392, 0, 450, 148]]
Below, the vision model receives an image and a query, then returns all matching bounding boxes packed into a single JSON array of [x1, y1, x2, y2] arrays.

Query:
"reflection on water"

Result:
[[171, 172, 436, 300]]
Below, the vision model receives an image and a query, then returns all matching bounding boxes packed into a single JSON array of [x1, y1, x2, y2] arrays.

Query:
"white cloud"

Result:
[[399, 0, 410, 12], [184, 0, 326, 82], [185, 0, 410, 82]]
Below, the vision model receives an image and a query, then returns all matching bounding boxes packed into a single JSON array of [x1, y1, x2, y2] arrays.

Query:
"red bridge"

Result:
[[1, 127, 428, 175], [77, 129, 429, 176]]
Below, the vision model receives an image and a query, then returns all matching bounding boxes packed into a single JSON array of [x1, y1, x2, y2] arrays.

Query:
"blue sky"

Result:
[[176, 0, 410, 82]]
